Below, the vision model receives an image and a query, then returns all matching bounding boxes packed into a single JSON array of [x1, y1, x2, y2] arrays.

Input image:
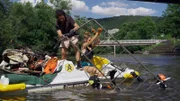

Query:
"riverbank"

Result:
[[135, 40, 180, 55]]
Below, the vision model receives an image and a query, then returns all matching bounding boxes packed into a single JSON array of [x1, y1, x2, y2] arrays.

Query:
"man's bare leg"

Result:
[[72, 44, 82, 69], [75, 48, 80, 62], [61, 47, 67, 60]]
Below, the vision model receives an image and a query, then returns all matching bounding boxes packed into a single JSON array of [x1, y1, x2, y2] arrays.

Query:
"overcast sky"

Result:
[[17, 0, 168, 18]]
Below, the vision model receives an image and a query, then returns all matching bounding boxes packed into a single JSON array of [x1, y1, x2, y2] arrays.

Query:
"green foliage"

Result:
[[96, 14, 178, 53], [96, 15, 161, 30], [0, 0, 12, 53], [0, 0, 70, 54], [111, 16, 157, 40], [114, 22, 140, 39], [161, 4, 180, 38], [0, 1, 179, 55], [137, 17, 156, 39], [174, 40, 180, 48], [50, 0, 71, 14], [74, 15, 89, 41], [143, 44, 160, 51]]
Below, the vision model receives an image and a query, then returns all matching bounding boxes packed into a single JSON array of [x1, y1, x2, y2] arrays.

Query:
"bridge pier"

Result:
[[114, 45, 116, 56]]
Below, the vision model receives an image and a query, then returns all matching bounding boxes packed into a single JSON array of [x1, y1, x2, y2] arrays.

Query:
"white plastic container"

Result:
[[0, 75, 9, 85]]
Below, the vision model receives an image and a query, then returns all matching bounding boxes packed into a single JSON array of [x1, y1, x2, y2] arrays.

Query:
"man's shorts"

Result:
[[80, 61, 93, 68], [59, 35, 78, 49]]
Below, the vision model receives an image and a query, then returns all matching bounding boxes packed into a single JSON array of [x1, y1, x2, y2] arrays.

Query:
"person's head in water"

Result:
[[56, 9, 66, 23]]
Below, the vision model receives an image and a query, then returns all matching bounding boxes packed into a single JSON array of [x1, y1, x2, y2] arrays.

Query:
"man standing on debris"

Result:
[[55, 9, 81, 68]]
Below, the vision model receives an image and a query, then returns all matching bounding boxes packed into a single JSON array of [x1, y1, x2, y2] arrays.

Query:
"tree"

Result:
[[0, 0, 12, 53], [115, 22, 140, 39], [0, 0, 12, 19], [0, 0, 73, 54], [113, 17, 156, 53], [137, 17, 156, 39], [162, 4, 180, 38], [50, 0, 71, 13]]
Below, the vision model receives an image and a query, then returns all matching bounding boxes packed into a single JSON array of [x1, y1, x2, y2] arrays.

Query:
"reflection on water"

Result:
[[0, 96, 26, 101], [1, 54, 180, 101], [107, 54, 180, 66]]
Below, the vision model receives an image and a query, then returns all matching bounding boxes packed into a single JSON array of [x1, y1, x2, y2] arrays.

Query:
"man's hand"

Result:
[[70, 29, 75, 34], [59, 34, 64, 38], [57, 30, 64, 38], [64, 33, 71, 37], [64, 29, 75, 37], [69, 29, 75, 36]]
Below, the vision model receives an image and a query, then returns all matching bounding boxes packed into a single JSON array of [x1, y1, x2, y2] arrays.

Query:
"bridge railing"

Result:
[[99, 39, 168, 46], [100, 39, 167, 44]]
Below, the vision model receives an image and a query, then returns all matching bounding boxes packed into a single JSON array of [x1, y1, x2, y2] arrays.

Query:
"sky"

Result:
[[16, 0, 168, 18]]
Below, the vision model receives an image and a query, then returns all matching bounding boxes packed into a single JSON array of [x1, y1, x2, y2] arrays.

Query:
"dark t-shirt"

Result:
[[81, 46, 94, 62], [56, 14, 76, 35]]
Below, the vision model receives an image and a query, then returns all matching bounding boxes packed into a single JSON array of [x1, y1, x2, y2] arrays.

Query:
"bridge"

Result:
[[98, 39, 167, 56], [99, 39, 167, 46]]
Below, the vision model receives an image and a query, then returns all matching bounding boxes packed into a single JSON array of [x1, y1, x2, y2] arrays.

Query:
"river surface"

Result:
[[1, 54, 180, 101]]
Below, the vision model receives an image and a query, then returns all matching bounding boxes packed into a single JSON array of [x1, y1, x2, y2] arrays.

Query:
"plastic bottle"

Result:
[[0, 75, 9, 85]]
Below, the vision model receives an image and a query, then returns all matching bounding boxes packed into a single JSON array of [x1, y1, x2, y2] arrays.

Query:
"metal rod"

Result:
[[93, 19, 163, 84], [62, 19, 121, 90]]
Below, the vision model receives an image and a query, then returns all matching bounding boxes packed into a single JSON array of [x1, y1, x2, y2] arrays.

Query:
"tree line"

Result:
[[96, 4, 180, 53]]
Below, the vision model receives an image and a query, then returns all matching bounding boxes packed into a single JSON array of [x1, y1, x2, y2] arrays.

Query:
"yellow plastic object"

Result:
[[92, 56, 110, 70], [0, 83, 26, 92], [123, 71, 140, 79], [88, 80, 94, 85], [0, 96, 26, 101]]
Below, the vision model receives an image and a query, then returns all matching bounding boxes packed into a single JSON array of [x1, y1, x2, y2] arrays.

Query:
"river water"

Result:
[[1, 54, 180, 101]]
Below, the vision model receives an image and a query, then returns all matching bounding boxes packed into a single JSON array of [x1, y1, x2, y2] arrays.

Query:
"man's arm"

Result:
[[66, 23, 79, 37], [72, 23, 79, 31], [57, 30, 63, 38], [69, 15, 79, 32]]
